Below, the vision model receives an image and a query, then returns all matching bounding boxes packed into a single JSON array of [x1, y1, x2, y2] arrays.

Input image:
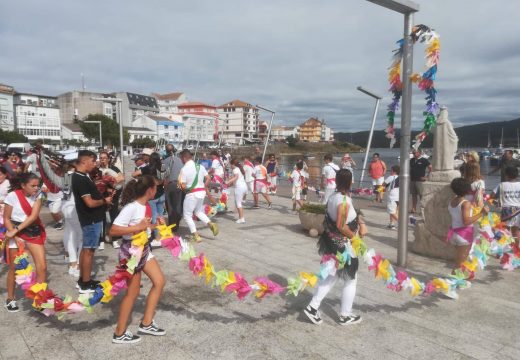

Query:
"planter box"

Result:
[[299, 211, 325, 235]]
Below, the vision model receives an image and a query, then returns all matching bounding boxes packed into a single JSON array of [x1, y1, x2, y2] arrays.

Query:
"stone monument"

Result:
[[412, 107, 461, 260]]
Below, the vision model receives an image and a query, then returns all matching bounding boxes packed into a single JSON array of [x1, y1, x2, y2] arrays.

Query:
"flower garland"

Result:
[[385, 24, 440, 149], [2, 210, 519, 319]]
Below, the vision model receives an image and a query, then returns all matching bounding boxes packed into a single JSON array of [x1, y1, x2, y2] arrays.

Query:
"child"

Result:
[[304, 169, 367, 326], [265, 154, 279, 195], [290, 161, 305, 213], [321, 154, 339, 204], [463, 161, 485, 207], [226, 159, 248, 223], [448, 178, 488, 270], [109, 175, 166, 344], [252, 157, 272, 209], [384, 165, 400, 229], [4, 173, 45, 313], [491, 166, 520, 248]]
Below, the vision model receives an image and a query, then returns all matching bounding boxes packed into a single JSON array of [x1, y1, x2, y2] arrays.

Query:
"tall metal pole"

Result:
[[117, 101, 124, 174], [397, 12, 414, 267], [256, 104, 275, 163], [359, 98, 381, 187]]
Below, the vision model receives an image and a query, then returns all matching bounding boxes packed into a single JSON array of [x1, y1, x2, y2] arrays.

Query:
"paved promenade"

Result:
[[0, 184, 519, 360]]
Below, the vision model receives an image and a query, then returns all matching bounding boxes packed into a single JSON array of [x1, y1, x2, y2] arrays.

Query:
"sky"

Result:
[[1, 0, 519, 133]]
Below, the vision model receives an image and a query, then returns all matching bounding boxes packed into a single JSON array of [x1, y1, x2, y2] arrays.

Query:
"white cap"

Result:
[[64, 152, 79, 161]]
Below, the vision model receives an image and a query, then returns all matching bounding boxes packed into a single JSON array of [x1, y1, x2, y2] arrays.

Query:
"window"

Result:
[[226, 126, 229, 130], [235, 133, 241, 137]]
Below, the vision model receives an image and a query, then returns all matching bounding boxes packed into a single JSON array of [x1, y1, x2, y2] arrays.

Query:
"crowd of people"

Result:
[[0, 144, 312, 343], [2, 144, 517, 344]]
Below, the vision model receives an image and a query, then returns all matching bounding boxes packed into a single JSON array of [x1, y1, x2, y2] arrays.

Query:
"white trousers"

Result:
[[309, 274, 357, 317], [234, 185, 248, 209], [183, 195, 211, 233], [322, 188, 336, 205], [62, 199, 82, 263]]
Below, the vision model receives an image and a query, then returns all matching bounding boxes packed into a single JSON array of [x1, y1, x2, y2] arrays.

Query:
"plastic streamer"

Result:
[[1, 210, 519, 319], [385, 24, 440, 149]]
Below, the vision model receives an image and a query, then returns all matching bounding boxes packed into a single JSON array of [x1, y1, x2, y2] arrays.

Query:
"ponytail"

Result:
[[120, 175, 156, 206], [9, 173, 39, 192]]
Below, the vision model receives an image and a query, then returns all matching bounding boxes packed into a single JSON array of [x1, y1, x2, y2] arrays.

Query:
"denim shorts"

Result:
[[82, 221, 103, 249]]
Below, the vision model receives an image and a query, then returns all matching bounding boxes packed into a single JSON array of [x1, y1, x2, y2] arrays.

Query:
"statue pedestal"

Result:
[[411, 170, 460, 260]]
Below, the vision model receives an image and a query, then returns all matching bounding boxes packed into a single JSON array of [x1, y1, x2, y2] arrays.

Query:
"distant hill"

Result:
[[335, 117, 520, 148]]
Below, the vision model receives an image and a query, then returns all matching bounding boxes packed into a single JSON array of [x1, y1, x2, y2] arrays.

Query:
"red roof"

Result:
[[178, 101, 216, 109], [218, 99, 256, 109]]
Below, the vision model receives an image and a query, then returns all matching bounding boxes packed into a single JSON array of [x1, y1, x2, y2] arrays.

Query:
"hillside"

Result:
[[336, 117, 520, 148]]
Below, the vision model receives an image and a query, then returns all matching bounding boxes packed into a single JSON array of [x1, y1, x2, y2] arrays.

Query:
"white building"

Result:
[[125, 127, 157, 143], [114, 92, 159, 127], [132, 114, 184, 147], [271, 125, 299, 141], [0, 84, 15, 131], [61, 123, 84, 142], [14, 93, 61, 143], [177, 102, 218, 141], [182, 114, 217, 145], [57, 91, 115, 124], [152, 92, 187, 115], [217, 99, 260, 145]]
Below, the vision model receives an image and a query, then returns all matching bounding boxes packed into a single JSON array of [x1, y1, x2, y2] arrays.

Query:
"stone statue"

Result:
[[412, 106, 461, 261], [432, 106, 458, 171]]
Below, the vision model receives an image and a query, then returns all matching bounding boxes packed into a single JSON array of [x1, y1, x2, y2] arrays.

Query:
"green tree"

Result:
[[286, 135, 298, 148], [0, 129, 28, 144], [79, 114, 129, 146], [131, 138, 156, 148]]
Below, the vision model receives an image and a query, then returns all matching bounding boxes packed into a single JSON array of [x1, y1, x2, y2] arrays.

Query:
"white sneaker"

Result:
[[235, 218, 246, 224], [68, 267, 80, 278], [112, 241, 120, 249], [150, 240, 162, 248], [98, 242, 105, 250]]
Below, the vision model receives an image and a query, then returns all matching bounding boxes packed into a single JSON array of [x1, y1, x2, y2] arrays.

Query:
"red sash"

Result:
[[244, 160, 254, 168], [145, 203, 152, 219], [188, 188, 206, 194], [14, 190, 46, 245]]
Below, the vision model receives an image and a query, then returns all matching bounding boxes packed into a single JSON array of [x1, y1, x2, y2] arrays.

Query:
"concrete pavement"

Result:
[[0, 183, 519, 360]]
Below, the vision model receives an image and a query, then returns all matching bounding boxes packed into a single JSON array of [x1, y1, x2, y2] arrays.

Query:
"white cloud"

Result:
[[0, 0, 518, 132]]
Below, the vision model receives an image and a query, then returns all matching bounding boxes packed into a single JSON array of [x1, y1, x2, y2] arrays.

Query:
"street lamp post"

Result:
[[90, 97, 124, 174], [366, 0, 419, 267], [255, 104, 275, 163], [84, 120, 102, 148], [356, 86, 382, 187]]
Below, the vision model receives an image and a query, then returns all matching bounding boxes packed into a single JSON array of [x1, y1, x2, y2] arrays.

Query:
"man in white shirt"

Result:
[[321, 154, 339, 204], [178, 149, 219, 243]]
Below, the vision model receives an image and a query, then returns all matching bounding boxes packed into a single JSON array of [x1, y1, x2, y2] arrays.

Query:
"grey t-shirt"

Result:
[[164, 155, 183, 183]]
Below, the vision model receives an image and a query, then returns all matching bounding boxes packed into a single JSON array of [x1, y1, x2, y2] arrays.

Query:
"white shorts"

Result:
[[449, 234, 471, 246], [254, 180, 268, 194], [372, 177, 385, 186], [49, 199, 62, 214], [292, 186, 302, 201], [246, 181, 254, 194], [387, 199, 398, 214]]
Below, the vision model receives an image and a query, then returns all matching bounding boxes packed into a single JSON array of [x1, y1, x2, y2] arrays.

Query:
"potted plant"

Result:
[[298, 202, 326, 237]]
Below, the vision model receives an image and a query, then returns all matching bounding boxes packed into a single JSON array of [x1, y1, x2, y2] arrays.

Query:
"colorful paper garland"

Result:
[[2, 210, 519, 319], [385, 24, 440, 149]]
